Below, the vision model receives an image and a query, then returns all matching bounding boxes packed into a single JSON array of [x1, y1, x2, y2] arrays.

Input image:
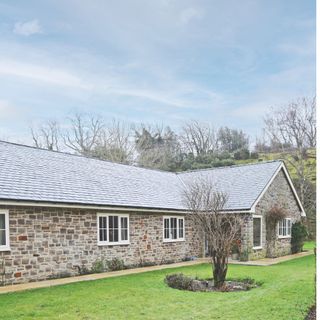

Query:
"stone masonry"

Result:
[[241, 169, 302, 260], [0, 207, 203, 285]]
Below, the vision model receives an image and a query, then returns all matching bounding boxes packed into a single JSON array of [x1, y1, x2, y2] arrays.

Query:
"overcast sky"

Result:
[[0, 0, 315, 144]]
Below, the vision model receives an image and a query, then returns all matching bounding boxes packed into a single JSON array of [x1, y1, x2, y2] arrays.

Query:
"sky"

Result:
[[0, 0, 316, 144]]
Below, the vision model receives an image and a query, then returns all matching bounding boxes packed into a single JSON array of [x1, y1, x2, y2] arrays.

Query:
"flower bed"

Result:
[[165, 273, 261, 292]]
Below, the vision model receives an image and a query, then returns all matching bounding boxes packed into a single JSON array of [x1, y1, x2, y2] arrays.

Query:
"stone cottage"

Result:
[[0, 141, 305, 285]]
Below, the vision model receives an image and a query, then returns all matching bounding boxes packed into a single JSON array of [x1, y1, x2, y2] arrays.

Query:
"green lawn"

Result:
[[304, 240, 316, 251], [0, 255, 315, 320]]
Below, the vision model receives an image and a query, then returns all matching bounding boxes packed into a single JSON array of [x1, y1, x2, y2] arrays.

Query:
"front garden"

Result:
[[0, 254, 315, 320]]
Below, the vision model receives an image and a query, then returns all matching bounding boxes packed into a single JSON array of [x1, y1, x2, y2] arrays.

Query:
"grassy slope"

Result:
[[0, 255, 315, 320], [235, 148, 316, 183]]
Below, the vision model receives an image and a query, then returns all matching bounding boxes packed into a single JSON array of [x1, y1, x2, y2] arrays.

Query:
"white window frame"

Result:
[[163, 216, 185, 242], [278, 218, 292, 239], [97, 213, 130, 246], [252, 215, 262, 250], [0, 209, 10, 251]]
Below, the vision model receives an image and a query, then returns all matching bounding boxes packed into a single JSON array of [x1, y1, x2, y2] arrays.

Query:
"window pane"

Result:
[[253, 218, 261, 247], [121, 217, 127, 229], [288, 220, 291, 235], [0, 214, 5, 229], [99, 217, 107, 241], [179, 219, 184, 238], [109, 216, 119, 242], [171, 218, 177, 239], [164, 218, 170, 239], [121, 217, 128, 241], [278, 221, 282, 236], [99, 228, 107, 241], [0, 230, 5, 246], [283, 219, 287, 236]]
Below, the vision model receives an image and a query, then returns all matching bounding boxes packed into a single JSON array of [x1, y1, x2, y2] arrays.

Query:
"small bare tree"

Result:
[[93, 119, 134, 164], [183, 179, 243, 288], [180, 120, 217, 156], [62, 113, 104, 156], [31, 120, 60, 151]]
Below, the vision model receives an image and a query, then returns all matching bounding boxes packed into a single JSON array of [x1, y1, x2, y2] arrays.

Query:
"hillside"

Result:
[[234, 148, 316, 184]]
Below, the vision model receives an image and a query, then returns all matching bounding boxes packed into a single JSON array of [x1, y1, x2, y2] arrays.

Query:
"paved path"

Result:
[[229, 249, 313, 266], [0, 250, 313, 294]]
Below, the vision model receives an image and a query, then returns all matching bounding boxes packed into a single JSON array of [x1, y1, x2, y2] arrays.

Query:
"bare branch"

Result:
[[30, 120, 60, 151], [183, 178, 243, 288]]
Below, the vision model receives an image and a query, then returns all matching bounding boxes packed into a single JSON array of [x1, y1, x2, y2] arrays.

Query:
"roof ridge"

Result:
[[177, 159, 283, 175], [0, 139, 283, 176], [0, 139, 175, 175]]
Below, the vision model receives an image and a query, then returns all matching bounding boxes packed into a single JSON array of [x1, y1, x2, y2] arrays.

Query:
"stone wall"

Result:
[[241, 169, 302, 260], [0, 207, 204, 285]]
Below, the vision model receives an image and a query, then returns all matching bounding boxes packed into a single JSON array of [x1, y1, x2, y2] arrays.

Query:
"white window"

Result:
[[163, 216, 185, 242], [97, 213, 129, 245], [252, 215, 262, 249], [278, 218, 292, 238], [0, 210, 10, 251]]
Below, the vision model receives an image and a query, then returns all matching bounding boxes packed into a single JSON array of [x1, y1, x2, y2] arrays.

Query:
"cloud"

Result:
[[0, 60, 89, 89], [179, 7, 204, 26], [13, 19, 42, 36]]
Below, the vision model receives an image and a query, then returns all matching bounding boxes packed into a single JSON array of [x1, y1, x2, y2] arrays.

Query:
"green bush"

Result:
[[106, 258, 125, 271], [91, 260, 106, 273], [250, 152, 259, 159], [234, 148, 250, 160], [165, 273, 193, 290], [291, 222, 308, 254]]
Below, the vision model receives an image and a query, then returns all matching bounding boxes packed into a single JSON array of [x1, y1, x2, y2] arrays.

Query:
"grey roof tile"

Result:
[[0, 141, 282, 211]]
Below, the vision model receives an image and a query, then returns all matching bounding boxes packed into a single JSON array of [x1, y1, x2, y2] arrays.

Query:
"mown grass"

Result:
[[304, 240, 316, 251], [0, 255, 315, 320]]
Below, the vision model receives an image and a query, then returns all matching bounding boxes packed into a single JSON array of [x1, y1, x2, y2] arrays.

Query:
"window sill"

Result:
[[253, 246, 262, 250], [0, 246, 11, 252], [278, 236, 291, 239], [98, 241, 130, 246], [163, 239, 185, 243]]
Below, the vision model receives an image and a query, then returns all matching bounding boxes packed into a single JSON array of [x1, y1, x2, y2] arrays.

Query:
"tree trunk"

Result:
[[212, 254, 228, 288]]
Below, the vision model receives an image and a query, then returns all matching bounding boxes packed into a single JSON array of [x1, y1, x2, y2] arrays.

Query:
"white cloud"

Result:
[[13, 19, 42, 36], [179, 7, 203, 26], [0, 60, 89, 89]]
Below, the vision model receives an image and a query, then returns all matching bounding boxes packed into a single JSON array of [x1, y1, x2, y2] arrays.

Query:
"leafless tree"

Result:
[[93, 119, 134, 164], [183, 179, 243, 288], [62, 113, 104, 156], [30, 120, 60, 151], [264, 97, 316, 150], [180, 120, 217, 156]]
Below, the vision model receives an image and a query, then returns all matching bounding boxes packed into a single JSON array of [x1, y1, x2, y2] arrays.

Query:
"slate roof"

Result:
[[0, 140, 284, 211]]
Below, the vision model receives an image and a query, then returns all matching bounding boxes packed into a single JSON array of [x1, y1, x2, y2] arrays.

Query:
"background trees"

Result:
[[28, 95, 316, 236]]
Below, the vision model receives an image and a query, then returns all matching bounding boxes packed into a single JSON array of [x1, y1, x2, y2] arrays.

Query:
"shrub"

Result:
[[291, 222, 308, 254], [91, 260, 105, 273], [106, 258, 125, 271], [250, 152, 259, 159], [165, 273, 193, 290], [233, 148, 250, 160]]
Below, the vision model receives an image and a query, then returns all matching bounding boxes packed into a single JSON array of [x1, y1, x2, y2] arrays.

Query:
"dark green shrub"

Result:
[[233, 148, 250, 160], [291, 222, 308, 253], [250, 152, 259, 159], [106, 258, 125, 271], [165, 273, 193, 290]]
